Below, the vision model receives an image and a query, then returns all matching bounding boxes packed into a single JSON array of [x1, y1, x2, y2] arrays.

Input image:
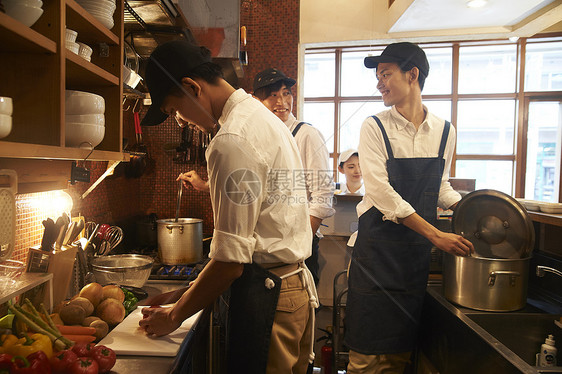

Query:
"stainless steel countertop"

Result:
[[108, 280, 195, 374]]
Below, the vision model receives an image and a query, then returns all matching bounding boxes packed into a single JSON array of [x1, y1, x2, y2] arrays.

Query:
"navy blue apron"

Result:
[[226, 262, 282, 373], [344, 116, 450, 355]]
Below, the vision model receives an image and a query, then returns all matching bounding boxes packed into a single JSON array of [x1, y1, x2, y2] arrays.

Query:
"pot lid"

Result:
[[452, 189, 534, 259]]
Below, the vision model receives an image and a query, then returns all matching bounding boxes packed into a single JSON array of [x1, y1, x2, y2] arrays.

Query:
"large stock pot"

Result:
[[157, 218, 203, 265], [442, 189, 535, 312]]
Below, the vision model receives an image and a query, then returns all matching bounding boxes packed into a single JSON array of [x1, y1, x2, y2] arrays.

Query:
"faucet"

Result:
[[536, 265, 562, 278]]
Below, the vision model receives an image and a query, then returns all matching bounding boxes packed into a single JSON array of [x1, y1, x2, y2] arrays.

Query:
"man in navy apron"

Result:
[[138, 40, 318, 373], [344, 42, 474, 373]]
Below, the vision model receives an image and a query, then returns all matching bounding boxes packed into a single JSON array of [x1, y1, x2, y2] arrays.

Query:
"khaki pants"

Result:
[[347, 350, 412, 374], [266, 270, 313, 374]]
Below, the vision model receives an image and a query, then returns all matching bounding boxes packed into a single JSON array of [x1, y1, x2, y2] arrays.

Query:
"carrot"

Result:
[[56, 325, 96, 335], [63, 334, 96, 343]]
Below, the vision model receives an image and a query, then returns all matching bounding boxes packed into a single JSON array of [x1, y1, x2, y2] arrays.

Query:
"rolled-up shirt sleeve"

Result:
[[358, 117, 415, 223], [207, 133, 267, 263]]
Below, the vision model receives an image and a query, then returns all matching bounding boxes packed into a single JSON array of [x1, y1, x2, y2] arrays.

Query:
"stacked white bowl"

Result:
[[76, 0, 116, 30], [65, 90, 106, 148], [0, 97, 13, 139], [65, 28, 79, 55], [4, 0, 44, 27]]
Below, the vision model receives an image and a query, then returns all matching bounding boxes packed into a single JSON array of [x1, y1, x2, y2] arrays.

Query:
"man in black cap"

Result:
[[344, 42, 474, 373], [253, 68, 335, 286], [138, 40, 318, 373]]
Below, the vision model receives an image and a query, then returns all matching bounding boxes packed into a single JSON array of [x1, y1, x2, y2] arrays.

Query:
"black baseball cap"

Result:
[[253, 68, 296, 92], [141, 40, 212, 127], [364, 42, 429, 78]]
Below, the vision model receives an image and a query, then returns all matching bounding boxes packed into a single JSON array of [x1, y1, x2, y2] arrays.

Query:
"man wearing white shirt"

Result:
[[344, 42, 474, 373], [253, 68, 335, 285], [139, 40, 317, 374]]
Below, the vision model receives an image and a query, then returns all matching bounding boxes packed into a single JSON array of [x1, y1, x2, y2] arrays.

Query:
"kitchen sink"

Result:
[[467, 313, 562, 370]]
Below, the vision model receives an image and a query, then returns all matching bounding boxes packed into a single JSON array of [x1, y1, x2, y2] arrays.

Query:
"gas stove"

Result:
[[149, 258, 209, 281]]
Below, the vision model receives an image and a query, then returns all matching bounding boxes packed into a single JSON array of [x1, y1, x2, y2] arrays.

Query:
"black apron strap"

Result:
[[438, 120, 451, 158], [292, 122, 309, 137], [226, 262, 282, 373], [371, 116, 394, 160]]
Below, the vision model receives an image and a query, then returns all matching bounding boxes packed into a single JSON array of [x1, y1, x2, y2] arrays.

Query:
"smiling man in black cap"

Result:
[[344, 42, 474, 373], [138, 40, 318, 374], [253, 68, 335, 286]]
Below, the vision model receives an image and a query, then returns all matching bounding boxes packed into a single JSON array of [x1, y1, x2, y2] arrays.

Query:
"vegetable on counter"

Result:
[[7, 301, 72, 351], [0, 333, 52, 359]]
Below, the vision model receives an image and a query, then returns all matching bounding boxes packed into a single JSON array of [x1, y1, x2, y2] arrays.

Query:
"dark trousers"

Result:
[[305, 235, 320, 286]]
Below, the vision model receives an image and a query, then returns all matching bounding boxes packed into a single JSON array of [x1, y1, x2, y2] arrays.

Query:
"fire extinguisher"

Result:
[[317, 327, 333, 374]]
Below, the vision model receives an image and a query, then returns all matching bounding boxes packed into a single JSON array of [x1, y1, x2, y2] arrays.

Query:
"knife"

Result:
[[62, 221, 76, 246], [40, 218, 56, 251], [137, 286, 190, 306]]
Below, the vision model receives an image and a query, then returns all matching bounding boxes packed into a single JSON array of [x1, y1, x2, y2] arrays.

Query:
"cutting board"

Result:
[[97, 306, 202, 356]]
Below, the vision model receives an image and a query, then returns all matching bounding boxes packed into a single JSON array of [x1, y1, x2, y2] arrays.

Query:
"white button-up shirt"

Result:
[[284, 114, 335, 221], [357, 106, 461, 223], [207, 89, 312, 264]]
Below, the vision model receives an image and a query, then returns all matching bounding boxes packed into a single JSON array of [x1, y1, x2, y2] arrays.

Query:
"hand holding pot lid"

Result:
[[452, 189, 535, 259]]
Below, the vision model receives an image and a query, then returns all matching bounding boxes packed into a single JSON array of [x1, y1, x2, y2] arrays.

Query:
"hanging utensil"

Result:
[[175, 180, 183, 222], [125, 110, 148, 178], [104, 226, 123, 252]]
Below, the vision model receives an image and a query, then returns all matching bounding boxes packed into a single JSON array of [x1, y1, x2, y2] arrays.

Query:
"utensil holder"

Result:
[[26, 245, 77, 307]]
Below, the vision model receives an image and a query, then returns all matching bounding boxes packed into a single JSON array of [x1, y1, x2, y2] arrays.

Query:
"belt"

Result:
[[262, 262, 300, 277]]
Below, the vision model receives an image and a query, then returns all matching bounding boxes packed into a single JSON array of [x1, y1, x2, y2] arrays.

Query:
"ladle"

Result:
[[175, 180, 183, 222]]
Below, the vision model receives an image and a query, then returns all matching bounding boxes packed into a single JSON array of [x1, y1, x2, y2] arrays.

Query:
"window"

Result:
[[303, 37, 562, 201]]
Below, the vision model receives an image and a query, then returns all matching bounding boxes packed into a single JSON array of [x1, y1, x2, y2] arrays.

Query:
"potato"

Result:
[[59, 304, 86, 325], [68, 297, 94, 316], [82, 316, 101, 327], [96, 298, 125, 326], [90, 319, 109, 340], [79, 282, 103, 308], [102, 285, 125, 303]]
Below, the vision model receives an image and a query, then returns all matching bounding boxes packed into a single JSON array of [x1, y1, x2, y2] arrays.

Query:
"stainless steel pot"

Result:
[[157, 218, 203, 264], [443, 253, 530, 311]]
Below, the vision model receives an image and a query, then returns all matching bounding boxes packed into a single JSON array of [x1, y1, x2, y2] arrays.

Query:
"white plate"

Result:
[[516, 198, 541, 212], [0, 170, 17, 262], [538, 202, 562, 214]]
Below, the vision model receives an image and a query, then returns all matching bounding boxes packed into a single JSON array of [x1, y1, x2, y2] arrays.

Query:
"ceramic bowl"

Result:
[[65, 122, 105, 148], [65, 28, 78, 43], [0, 97, 13, 116], [65, 40, 79, 54], [77, 42, 93, 61], [0, 114, 12, 139], [3, 2, 44, 27], [65, 113, 105, 127], [65, 90, 105, 114]]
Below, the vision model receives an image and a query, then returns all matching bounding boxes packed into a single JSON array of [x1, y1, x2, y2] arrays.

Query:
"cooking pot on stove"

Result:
[[443, 189, 535, 312], [157, 218, 203, 265]]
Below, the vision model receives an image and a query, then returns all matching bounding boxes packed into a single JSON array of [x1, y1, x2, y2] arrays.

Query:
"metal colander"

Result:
[[91, 254, 154, 288]]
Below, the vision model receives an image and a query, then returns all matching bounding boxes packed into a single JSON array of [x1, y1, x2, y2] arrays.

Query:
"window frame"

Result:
[[302, 35, 562, 201]]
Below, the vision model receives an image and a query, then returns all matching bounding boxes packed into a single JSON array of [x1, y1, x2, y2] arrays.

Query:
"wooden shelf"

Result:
[[529, 211, 562, 227], [0, 0, 125, 177], [0, 141, 128, 161], [66, 0, 120, 46], [66, 50, 120, 87], [0, 12, 57, 54]]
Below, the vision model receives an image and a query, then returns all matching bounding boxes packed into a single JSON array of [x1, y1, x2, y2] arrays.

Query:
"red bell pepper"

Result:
[[11, 350, 52, 374], [0, 353, 14, 373]]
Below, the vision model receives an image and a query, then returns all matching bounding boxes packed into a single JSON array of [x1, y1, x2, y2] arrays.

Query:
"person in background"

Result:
[[253, 68, 335, 286], [344, 42, 474, 373], [337, 148, 364, 195], [138, 40, 317, 373]]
